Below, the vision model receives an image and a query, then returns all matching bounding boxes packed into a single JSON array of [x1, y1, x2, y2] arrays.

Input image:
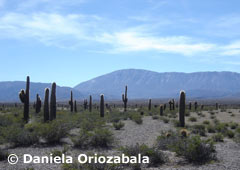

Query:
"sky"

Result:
[[0, 0, 240, 87]]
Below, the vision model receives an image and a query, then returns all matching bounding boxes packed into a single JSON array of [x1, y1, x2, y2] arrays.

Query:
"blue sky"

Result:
[[0, 0, 240, 87]]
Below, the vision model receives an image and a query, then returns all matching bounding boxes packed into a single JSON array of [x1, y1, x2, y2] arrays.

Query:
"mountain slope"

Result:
[[0, 81, 84, 102], [74, 69, 240, 99]]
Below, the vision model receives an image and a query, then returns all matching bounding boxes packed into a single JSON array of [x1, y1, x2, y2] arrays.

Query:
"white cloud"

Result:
[[0, 11, 239, 57], [96, 32, 216, 56]]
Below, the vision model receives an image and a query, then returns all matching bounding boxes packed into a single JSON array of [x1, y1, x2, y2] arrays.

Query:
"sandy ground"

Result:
[[0, 115, 240, 170]]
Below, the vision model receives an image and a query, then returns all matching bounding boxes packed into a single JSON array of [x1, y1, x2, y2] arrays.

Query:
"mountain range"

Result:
[[1, 69, 240, 102]]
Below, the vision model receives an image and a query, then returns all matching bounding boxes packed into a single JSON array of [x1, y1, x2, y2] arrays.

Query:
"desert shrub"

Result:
[[215, 123, 228, 135], [236, 128, 240, 133], [90, 128, 114, 148], [172, 120, 181, 127], [130, 114, 143, 124], [152, 115, 159, 120], [120, 143, 167, 167], [162, 117, 169, 123], [156, 132, 180, 150], [191, 125, 206, 136], [170, 136, 216, 164], [39, 120, 71, 144], [79, 116, 105, 131], [209, 111, 215, 115], [4, 124, 39, 147], [189, 117, 197, 122], [203, 120, 210, 125], [0, 149, 8, 161], [185, 112, 190, 117], [210, 115, 216, 119], [113, 121, 125, 130], [226, 130, 235, 138], [212, 133, 224, 142], [230, 122, 238, 129], [73, 128, 114, 149], [207, 125, 216, 133], [72, 129, 92, 149], [231, 114, 235, 117]]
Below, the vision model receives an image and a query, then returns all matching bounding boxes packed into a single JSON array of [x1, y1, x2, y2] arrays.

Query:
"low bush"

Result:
[[189, 117, 197, 122], [130, 114, 143, 124], [113, 121, 125, 130], [212, 133, 224, 142], [191, 125, 206, 136], [39, 120, 70, 144], [120, 143, 167, 167], [72, 128, 114, 149]]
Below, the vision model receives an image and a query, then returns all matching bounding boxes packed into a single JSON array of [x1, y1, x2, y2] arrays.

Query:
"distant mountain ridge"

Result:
[[0, 81, 84, 102], [1, 69, 240, 102], [74, 69, 240, 99]]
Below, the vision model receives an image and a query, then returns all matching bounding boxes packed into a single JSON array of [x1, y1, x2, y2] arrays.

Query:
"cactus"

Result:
[[83, 99, 88, 110], [179, 90, 186, 127], [44, 88, 49, 122], [74, 100, 77, 112], [163, 104, 166, 110], [148, 99, 151, 111], [19, 76, 30, 122], [201, 104, 204, 110], [122, 85, 128, 112], [194, 101, 198, 111], [89, 95, 92, 112], [35, 94, 41, 113], [189, 102, 192, 110], [100, 94, 104, 117], [69, 91, 73, 112], [168, 100, 172, 110], [172, 99, 175, 110], [50, 82, 56, 121], [160, 104, 163, 116]]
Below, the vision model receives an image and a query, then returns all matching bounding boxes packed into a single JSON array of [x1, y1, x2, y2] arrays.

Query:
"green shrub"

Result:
[[191, 125, 206, 136], [207, 125, 216, 133], [189, 117, 197, 122], [212, 133, 224, 142], [39, 120, 70, 144], [72, 129, 91, 149], [161, 117, 169, 123], [230, 122, 238, 129], [120, 144, 167, 167], [131, 114, 143, 124], [171, 136, 216, 164], [226, 130, 235, 138], [90, 128, 114, 148], [113, 121, 125, 130], [152, 115, 159, 120], [4, 124, 39, 147], [203, 120, 210, 125]]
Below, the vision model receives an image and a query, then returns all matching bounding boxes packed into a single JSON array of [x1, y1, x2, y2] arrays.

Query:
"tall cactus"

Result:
[[19, 76, 30, 122], [148, 99, 152, 111], [44, 88, 49, 122], [35, 94, 41, 113], [83, 99, 88, 110], [168, 100, 172, 110], [194, 101, 198, 111], [160, 104, 163, 116], [172, 99, 175, 110], [89, 95, 92, 112], [189, 102, 192, 110], [50, 82, 56, 121], [179, 90, 186, 127], [69, 91, 73, 112], [100, 94, 104, 117], [122, 86, 128, 112], [74, 100, 77, 112]]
